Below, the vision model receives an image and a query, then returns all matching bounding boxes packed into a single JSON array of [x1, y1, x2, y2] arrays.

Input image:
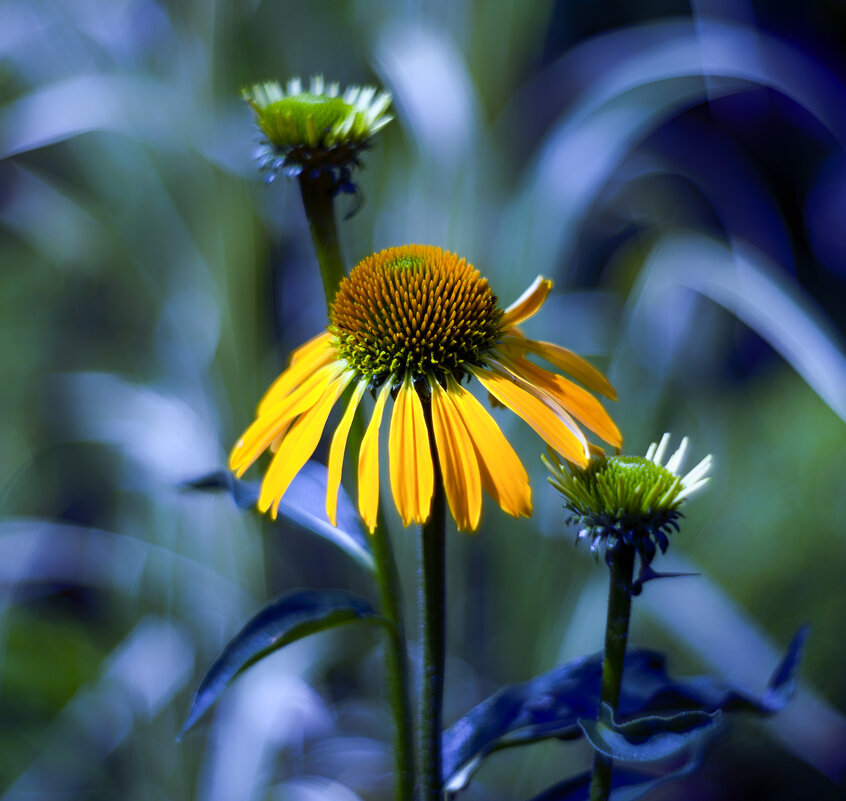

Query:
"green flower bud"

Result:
[[544, 434, 711, 564], [243, 76, 392, 188]]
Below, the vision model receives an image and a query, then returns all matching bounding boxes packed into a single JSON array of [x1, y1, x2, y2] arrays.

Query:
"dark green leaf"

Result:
[[182, 461, 374, 571], [443, 627, 807, 795], [526, 728, 715, 801], [179, 589, 379, 737], [579, 702, 720, 762]]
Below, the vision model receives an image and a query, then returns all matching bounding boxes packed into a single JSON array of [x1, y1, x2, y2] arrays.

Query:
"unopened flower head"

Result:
[[545, 433, 712, 564], [243, 76, 392, 187], [230, 244, 621, 534]]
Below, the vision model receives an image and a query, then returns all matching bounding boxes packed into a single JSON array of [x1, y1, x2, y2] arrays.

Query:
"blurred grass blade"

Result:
[[183, 462, 375, 572], [632, 234, 846, 422], [180, 590, 380, 737]]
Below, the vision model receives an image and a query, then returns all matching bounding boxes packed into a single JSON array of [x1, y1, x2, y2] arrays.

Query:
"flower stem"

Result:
[[418, 402, 447, 801], [297, 170, 415, 801], [589, 543, 636, 801], [297, 171, 346, 302]]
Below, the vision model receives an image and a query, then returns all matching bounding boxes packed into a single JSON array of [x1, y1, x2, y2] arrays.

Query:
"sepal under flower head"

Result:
[[243, 76, 392, 189], [544, 434, 711, 565]]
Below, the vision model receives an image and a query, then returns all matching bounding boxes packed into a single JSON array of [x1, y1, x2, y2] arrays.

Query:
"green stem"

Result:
[[418, 403, 447, 801], [589, 544, 636, 801], [297, 170, 415, 801], [297, 171, 346, 301]]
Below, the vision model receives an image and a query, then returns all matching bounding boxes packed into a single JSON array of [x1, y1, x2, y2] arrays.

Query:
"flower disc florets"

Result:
[[545, 434, 711, 564], [330, 245, 503, 387], [243, 77, 392, 185]]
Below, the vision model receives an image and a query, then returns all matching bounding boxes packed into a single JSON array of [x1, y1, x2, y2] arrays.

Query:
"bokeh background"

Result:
[[2, 1, 846, 799]]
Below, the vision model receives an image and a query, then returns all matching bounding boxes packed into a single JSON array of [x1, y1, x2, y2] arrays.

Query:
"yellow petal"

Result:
[[389, 376, 434, 527], [501, 276, 553, 327], [358, 381, 392, 534], [257, 333, 337, 414], [445, 375, 532, 518], [501, 336, 617, 400], [507, 356, 622, 448], [258, 372, 352, 517], [473, 365, 589, 467], [290, 330, 334, 364], [229, 361, 346, 476], [431, 382, 482, 532], [325, 380, 367, 526]]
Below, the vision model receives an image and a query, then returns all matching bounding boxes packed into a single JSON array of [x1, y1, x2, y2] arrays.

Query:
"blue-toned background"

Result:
[[2, 1, 845, 799]]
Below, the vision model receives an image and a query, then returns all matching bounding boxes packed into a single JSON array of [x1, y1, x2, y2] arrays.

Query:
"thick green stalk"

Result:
[[589, 544, 636, 801], [297, 172, 346, 303], [297, 171, 415, 801], [418, 402, 447, 801]]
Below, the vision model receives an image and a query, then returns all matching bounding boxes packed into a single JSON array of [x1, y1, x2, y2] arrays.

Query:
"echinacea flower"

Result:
[[545, 433, 712, 563], [230, 244, 621, 533], [243, 76, 392, 186]]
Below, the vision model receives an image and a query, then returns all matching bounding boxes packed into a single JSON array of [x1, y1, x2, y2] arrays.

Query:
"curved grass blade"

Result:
[[179, 590, 380, 737], [182, 461, 374, 571]]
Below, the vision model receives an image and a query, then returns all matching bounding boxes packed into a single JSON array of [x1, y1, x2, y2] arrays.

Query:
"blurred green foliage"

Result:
[[1, 1, 845, 799]]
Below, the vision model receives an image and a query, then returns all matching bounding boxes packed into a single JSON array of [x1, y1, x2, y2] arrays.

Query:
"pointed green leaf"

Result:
[[180, 590, 380, 736]]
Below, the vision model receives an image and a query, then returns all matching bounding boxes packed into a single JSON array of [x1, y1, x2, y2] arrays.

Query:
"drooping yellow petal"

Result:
[[500, 336, 617, 400], [258, 372, 352, 518], [501, 276, 553, 327], [229, 360, 346, 476], [473, 365, 590, 467], [506, 356, 622, 448], [325, 381, 368, 526], [257, 334, 337, 414], [358, 381, 392, 533], [445, 375, 532, 518], [290, 330, 333, 364], [389, 376, 434, 526], [431, 382, 482, 532]]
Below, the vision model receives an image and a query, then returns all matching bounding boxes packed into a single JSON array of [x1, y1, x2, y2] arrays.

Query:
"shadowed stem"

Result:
[[297, 170, 415, 801], [589, 543, 636, 801], [418, 402, 447, 801]]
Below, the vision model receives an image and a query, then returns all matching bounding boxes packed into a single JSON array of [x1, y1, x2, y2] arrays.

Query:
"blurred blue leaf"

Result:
[[183, 462, 374, 572], [179, 590, 380, 737], [443, 627, 806, 794], [579, 703, 720, 762]]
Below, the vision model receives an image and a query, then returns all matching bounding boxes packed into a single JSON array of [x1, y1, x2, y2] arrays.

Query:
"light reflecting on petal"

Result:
[[501, 276, 553, 327], [389, 376, 434, 526], [358, 382, 392, 533], [445, 376, 532, 518], [431, 381, 482, 531], [258, 373, 352, 517], [326, 381, 367, 526]]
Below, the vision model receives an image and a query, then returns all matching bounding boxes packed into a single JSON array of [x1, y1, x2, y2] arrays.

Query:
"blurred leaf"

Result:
[[634, 234, 846, 423], [443, 629, 806, 794], [183, 461, 375, 572], [579, 703, 719, 762], [180, 590, 380, 736]]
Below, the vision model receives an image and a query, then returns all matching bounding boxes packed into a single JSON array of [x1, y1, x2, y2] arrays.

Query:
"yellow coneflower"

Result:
[[230, 245, 621, 533]]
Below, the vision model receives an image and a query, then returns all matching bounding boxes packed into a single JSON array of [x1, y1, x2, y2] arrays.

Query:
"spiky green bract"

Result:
[[243, 76, 393, 187], [544, 434, 711, 565]]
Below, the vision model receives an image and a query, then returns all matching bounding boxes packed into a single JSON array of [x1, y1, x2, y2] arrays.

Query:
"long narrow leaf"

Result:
[[180, 590, 379, 736]]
